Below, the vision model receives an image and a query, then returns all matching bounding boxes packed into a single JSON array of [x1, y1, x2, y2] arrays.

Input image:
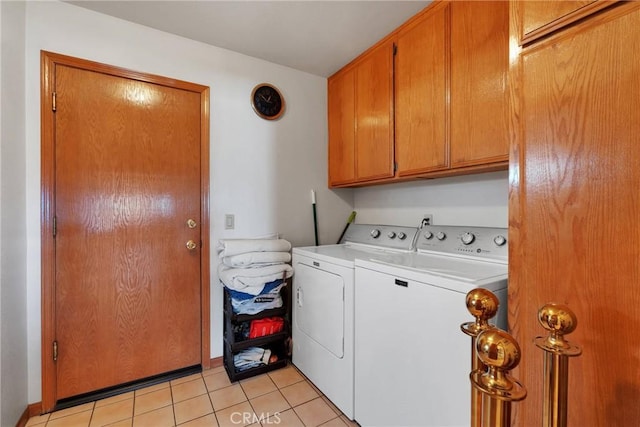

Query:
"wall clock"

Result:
[[251, 83, 285, 120]]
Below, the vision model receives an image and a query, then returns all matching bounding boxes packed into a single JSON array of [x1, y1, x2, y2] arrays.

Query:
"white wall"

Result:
[[20, 0, 508, 407], [24, 1, 352, 404], [1, 0, 28, 424], [353, 171, 508, 228]]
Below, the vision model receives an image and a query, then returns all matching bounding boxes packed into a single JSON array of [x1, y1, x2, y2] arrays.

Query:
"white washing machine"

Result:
[[292, 224, 418, 420], [354, 225, 509, 427]]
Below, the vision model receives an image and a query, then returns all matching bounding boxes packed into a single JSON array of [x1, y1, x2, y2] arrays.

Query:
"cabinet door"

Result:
[[511, 3, 640, 426], [355, 41, 394, 181], [450, 1, 509, 168], [395, 4, 448, 176], [328, 69, 356, 186], [519, 0, 616, 45]]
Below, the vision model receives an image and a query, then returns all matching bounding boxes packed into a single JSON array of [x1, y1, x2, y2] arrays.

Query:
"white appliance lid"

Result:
[[293, 244, 414, 268], [355, 253, 508, 289]]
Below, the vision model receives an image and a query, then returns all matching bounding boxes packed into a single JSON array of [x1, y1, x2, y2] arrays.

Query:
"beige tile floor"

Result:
[[25, 364, 358, 427]]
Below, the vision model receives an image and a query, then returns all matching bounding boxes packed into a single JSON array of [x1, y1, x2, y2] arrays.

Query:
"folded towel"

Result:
[[218, 263, 293, 295], [222, 251, 291, 268], [217, 239, 291, 258]]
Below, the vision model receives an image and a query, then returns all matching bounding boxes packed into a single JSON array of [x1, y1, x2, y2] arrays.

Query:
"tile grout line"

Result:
[[238, 377, 252, 425], [131, 388, 136, 427], [244, 381, 278, 426], [169, 379, 177, 427], [202, 372, 221, 427], [87, 402, 94, 427], [245, 385, 258, 426]]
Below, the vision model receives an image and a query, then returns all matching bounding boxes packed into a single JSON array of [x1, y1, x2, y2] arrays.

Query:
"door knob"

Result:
[[186, 240, 197, 251], [186, 219, 197, 229]]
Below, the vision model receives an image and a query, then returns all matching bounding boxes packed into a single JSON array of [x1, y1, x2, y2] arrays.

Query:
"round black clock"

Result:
[[251, 83, 285, 120]]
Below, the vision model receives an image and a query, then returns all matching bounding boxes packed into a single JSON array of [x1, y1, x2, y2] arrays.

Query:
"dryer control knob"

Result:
[[436, 231, 447, 240], [424, 231, 434, 240], [398, 232, 407, 240], [370, 229, 381, 238], [461, 232, 476, 245], [494, 235, 507, 246], [387, 231, 396, 239]]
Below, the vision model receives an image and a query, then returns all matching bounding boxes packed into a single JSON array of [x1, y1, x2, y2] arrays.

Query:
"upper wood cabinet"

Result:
[[395, 2, 449, 177], [328, 1, 509, 187], [354, 42, 395, 182], [328, 68, 356, 186], [517, 0, 618, 45], [328, 42, 394, 186], [450, 1, 509, 168]]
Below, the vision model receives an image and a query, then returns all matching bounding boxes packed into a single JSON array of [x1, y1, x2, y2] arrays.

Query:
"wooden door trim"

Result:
[[40, 50, 210, 412]]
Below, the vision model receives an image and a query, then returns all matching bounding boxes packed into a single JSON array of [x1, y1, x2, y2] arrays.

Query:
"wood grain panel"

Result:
[[395, 3, 448, 176], [510, 3, 640, 425], [450, 1, 509, 168], [54, 64, 202, 399], [519, 0, 617, 45], [522, 0, 595, 34], [355, 42, 394, 181], [328, 69, 356, 186]]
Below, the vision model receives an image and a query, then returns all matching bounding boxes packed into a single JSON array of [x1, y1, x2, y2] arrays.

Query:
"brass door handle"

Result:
[[186, 240, 197, 251], [187, 219, 197, 229]]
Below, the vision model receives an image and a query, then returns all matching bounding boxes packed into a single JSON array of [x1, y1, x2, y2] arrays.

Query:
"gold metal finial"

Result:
[[535, 303, 582, 427], [535, 303, 582, 356], [471, 329, 526, 427], [461, 288, 499, 337], [472, 329, 527, 401], [461, 289, 500, 427]]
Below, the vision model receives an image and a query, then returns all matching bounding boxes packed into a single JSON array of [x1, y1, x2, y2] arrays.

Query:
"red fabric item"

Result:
[[249, 317, 284, 338]]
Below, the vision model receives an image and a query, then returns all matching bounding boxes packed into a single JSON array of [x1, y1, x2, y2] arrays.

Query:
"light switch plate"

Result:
[[225, 214, 235, 230]]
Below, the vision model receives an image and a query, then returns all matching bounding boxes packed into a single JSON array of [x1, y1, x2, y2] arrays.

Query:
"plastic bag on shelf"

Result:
[[229, 280, 285, 315], [233, 347, 278, 372]]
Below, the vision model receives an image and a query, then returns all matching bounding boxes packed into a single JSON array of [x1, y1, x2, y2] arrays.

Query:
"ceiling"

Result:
[[67, 1, 431, 77]]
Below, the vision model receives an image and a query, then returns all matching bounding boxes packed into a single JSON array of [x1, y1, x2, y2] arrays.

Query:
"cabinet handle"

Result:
[[395, 279, 408, 287]]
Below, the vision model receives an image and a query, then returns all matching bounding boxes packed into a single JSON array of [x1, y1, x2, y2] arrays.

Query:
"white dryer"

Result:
[[292, 224, 418, 420]]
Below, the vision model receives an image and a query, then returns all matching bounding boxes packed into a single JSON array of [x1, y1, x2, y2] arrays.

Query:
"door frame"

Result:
[[40, 50, 211, 412]]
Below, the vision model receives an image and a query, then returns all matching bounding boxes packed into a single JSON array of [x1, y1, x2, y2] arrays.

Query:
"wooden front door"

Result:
[[41, 52, 210, 409]]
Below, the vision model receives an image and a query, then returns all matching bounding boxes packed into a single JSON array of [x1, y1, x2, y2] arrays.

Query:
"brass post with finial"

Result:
[[471, 328, 527, 427], [461, 288, 500, 427], [534, 304, 582, 427]]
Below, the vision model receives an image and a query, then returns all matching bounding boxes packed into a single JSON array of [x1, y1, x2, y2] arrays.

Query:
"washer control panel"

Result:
[[341, 224, 418, 251], [416, 225, 508, 262]]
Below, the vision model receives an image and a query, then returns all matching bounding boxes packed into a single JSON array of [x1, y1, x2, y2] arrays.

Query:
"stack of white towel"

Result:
[[217, 238, 293, 296]]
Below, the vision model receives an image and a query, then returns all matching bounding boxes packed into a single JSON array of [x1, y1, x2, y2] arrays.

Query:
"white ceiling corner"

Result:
[[66, 0, 431, 77]]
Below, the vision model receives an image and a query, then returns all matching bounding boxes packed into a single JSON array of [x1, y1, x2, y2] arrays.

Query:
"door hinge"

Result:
[[53, 341, 58, 362], [52, 92, 57, 112], [53, 216, 57, 238]]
